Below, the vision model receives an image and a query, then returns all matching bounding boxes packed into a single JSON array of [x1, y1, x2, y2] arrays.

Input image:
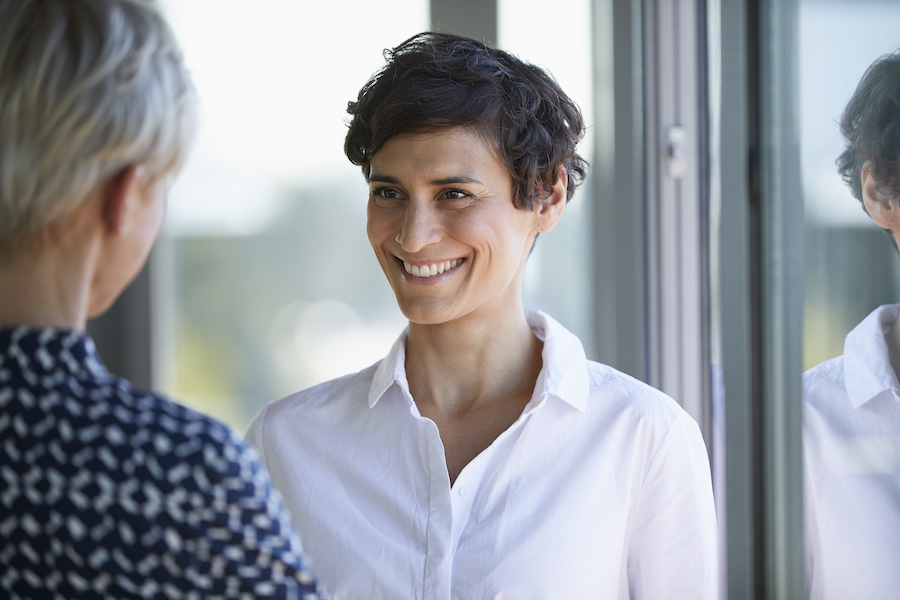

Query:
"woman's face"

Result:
[[366, 127, 546, 325]]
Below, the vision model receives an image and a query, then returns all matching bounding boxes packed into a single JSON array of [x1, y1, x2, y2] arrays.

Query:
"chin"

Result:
[[405, 314, 449, 326], [397, 300, 463, 326]]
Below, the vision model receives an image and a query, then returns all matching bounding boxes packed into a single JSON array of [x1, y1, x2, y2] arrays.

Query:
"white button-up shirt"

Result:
[[804, 304, 900, 599], [247, 311, 718, 599]]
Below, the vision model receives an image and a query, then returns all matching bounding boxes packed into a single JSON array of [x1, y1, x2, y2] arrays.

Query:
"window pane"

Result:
[[499, 0, 596, 359], [157, 0, 428, 431]]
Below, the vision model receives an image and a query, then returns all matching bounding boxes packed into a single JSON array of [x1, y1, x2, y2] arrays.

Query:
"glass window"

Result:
[[498, 0, 596, 359], [156, 0, 428, 431]]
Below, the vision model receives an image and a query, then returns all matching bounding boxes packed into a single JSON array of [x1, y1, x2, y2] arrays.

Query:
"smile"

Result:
[[402, 259, 464, 278]]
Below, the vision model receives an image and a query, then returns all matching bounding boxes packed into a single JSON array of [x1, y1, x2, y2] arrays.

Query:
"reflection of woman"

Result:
[[248, 32, 717, 598], [803, 51, 900, 599]]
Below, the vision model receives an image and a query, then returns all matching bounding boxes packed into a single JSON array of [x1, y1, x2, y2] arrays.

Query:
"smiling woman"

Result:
[[366, 128, 556, 327], [246, 32, 719, 599]]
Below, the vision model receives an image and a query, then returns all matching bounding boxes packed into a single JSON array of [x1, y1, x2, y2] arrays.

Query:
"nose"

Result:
[[398, 199, 442, 253]]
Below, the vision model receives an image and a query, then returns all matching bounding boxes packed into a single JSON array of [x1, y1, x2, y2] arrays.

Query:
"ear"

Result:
[[101, 165, 143, 235], [862, 162, 900, 231], [533, 166, 568, 233]]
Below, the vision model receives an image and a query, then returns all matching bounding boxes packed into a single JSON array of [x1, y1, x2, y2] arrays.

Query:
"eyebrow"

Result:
[[367, 173, 483, 186], [367, 174, 399, 184]]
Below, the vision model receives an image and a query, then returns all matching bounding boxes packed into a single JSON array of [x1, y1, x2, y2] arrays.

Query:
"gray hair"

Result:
[[0, 0, 197, 257]]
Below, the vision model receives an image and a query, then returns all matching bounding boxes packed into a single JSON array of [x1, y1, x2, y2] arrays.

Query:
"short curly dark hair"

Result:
[[344, 32, 587, 210], [837, 50, 900, 204]]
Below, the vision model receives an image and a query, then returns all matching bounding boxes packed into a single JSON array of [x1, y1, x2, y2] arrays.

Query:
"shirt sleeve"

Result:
[[626, 411, 719, 599], [171, 425, 328, 599]]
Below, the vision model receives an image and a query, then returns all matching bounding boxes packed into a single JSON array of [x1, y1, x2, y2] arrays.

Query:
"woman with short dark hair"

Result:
[[249, 32, 717, 599]]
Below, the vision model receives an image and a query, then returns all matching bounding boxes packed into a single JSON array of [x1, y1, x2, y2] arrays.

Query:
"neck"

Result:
[[887, 316, 900, 384], [405, 304, 543, 417], [0, 240, 97, 331]]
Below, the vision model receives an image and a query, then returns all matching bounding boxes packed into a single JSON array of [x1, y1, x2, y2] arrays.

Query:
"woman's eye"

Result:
[[371, 187, 401, 199], [444, 189, 469, 200]]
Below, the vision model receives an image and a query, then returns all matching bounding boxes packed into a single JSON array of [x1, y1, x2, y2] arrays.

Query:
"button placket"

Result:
[[418, 413, 453, 600], [449, 464, 481, 555]]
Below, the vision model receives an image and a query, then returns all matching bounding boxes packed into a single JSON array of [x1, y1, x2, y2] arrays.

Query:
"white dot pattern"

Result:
[[0, 328, 326, 599]]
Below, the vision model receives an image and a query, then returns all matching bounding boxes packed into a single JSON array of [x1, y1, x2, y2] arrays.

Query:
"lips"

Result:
[[402, 259, 464, 278]]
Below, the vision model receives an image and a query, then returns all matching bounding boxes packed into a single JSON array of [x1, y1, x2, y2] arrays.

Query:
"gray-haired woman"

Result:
[[0, 1, 324, 597]]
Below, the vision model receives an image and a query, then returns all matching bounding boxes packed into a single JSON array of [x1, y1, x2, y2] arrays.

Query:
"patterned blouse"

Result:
[[0, 327, 326, 599]]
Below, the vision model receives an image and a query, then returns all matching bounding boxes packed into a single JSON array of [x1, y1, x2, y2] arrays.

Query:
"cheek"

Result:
[[366, 203, 396, 246], [365, 211, 381, 248], [461, 211, 530, 249], [474, 224, 536, 270]]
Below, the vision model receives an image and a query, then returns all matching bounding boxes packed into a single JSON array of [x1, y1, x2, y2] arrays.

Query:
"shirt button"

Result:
[[458, 487, 469, 497]]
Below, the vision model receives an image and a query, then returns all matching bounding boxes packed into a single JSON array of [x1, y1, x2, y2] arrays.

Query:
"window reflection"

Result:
[[800, 1, 900, 596], [156, 0, 428, 430]]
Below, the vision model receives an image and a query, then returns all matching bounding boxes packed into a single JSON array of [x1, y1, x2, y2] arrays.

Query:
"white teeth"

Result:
[[402, 259, 462, 278]]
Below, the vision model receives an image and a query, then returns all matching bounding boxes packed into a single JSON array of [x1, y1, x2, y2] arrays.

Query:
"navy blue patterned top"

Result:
[[0, 327, 326, 599]]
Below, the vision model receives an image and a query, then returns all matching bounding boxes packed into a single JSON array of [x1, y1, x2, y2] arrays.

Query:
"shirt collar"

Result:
[[527, 310, 590, 412], [366, 311, 590, 412], [0, 326, 108, 381], [368, 327, 410, 408], [843, 304, 900, 409]]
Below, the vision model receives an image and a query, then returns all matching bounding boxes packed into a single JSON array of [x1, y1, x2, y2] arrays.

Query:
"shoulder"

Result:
[[2, 353, 245, 459], [802, 355, 853, 429], [802, 355, 844, 400], [96, 377, 263, 485], [531, 311, 685, 431], [0, 343, 326, 596], [257, 360, 381, 422], [0, 329, 260, 485], [114, 376, 237, 439], [558, 359, 707, 475], [12, 358, 265, 493], [583, 359, 686, 430], [101, 384, 324, 589]]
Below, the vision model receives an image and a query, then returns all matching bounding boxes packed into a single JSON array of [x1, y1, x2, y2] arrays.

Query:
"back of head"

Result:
[[344, 32, 587, 210], [837, 50, 900, 204], [0, 0, 196, 259]]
